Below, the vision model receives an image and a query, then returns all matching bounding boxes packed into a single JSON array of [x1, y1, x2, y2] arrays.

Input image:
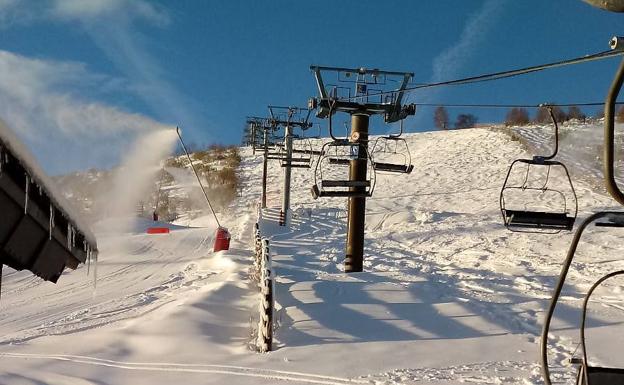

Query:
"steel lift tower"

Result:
[[267, 106, 313, 226], [309, 66, 415, 273], [247, 116, 276, 209]]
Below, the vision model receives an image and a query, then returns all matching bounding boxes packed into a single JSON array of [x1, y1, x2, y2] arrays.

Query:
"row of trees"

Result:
[[241, 105, 624, 142], [504, 105, 590, 126], [505, 105, 624, 126], [433, 107, 478, 130], [433, 104, 624, 130]]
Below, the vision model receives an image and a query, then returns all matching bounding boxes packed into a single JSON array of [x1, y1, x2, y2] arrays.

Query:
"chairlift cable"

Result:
[[407, 101, 624, 108], [340, 49, 624, 102]]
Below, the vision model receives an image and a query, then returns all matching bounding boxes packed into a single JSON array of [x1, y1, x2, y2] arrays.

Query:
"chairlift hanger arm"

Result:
[[531, 104, 560, 162], [604, 37, 624, 205]]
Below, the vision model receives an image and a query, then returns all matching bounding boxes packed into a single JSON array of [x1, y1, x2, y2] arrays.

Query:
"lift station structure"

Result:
[[308, 66, 416, 273]]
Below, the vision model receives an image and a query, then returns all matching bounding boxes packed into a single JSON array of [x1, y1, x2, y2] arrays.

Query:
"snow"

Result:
[[2, 125, 624, 384]]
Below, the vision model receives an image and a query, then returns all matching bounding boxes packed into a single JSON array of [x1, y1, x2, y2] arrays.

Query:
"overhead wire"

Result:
[[339, 49, 624, 102], [408, 101, 624, 109]]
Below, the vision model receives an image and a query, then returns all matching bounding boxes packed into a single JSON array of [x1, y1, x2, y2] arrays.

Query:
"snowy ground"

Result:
[[2, 126, 624, 384]]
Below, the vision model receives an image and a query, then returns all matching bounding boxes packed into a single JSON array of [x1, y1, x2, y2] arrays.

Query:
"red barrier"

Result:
[[147, 227, 170, 234]]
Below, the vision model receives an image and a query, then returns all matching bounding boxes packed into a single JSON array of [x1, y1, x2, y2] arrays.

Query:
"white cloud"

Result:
[[50, 0, 169, 25], [408, 0, 506, 130], [0, 0, 169, 28], [0, 50, 173, 173], [432, 0, 506, 82]]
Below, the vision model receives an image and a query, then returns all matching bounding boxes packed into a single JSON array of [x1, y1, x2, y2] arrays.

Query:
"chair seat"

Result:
[[328, 158, 351, 165], [504, 210, 574, 230], [586, 366, 624, 385], [322, 180, 370, 188], [374, 162, 413, 173], [311, 185, 370, 200]]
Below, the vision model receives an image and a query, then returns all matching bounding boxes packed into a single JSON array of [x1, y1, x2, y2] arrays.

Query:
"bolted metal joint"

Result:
[[610, 36, 624, 52]]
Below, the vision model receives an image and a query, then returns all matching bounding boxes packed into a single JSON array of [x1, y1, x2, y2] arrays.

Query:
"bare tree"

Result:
[[455, 113, 478, 129], [617, 105, 624, 123], [434, 106, 449, 130], [567, 106, 586, 122], [505, 107, 530, 126], [535, 105, 566, 123]]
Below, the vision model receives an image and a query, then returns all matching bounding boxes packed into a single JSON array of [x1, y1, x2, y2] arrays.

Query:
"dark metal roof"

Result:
[[0, 122, 97, 283]]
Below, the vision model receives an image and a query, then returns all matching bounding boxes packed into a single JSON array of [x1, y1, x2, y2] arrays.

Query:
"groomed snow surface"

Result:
[[2, 126, 624, 384]]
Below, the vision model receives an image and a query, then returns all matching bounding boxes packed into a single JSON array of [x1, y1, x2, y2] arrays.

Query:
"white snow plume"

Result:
[[0, 50, 170, 173], [47, 0, 205, 140], [97, 128, 177, 231]]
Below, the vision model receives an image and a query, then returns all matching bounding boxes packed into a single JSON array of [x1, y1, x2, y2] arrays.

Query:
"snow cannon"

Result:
[[146, 227, 170, 234], [213, 226, 231, 252]]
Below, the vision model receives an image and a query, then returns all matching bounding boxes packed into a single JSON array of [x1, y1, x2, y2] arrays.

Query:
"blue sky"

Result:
[[0, 1, 622, 172]]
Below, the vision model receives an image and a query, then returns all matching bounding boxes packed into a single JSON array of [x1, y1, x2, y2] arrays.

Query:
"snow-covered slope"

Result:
[[2, 126, 624, 384], [247, 127, 624, 384]]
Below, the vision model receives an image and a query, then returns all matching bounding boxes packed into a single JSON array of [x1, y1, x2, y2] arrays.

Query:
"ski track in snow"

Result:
[[3, 126, 624, 384], [0, 352, 368, 385]]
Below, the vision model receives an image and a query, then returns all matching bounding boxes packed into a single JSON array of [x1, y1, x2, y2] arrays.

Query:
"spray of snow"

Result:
[[45, 0, 205, 141], [97, 128, 178, 231], [0, 49, 181, 228], [0, 50, 173, 173]]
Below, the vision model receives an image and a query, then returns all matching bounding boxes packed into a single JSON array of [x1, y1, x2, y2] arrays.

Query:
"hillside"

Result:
[[52, 145, 241, 224], [2, 126, 624, 384]]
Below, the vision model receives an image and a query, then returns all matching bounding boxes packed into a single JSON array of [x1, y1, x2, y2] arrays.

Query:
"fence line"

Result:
[[253, 210, 274, 352]]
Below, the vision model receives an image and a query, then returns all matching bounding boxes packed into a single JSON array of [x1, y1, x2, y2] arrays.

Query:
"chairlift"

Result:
[[500, 106, 577, 233], [280, 133, 314, 169], [323, 121, 354, 167], [541, 39, 624, 385], [541, 213, 624, 385], [311, 112, 376, 199], [370, 120, 414, 174]]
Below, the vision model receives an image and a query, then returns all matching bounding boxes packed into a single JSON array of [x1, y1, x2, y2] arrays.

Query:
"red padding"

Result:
[[147, 227, 170, 234]]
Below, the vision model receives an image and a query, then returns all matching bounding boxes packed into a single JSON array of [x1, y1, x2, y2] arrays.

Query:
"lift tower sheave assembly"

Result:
[[309, 66, 416, 273], [268, 106, 313, 226]]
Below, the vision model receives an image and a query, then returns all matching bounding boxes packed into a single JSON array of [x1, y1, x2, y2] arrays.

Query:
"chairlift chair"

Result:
[[541, 38, 624, 385], [322, 121, 355, 167], [541, 213, 624, 385], [500, 106, 577, 233], [576, 268, 624, 384], [280, 134, 314, 169], [370, 120, 414, 174], [311, 139, 376, 199], [310, 109, 376, 199]]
